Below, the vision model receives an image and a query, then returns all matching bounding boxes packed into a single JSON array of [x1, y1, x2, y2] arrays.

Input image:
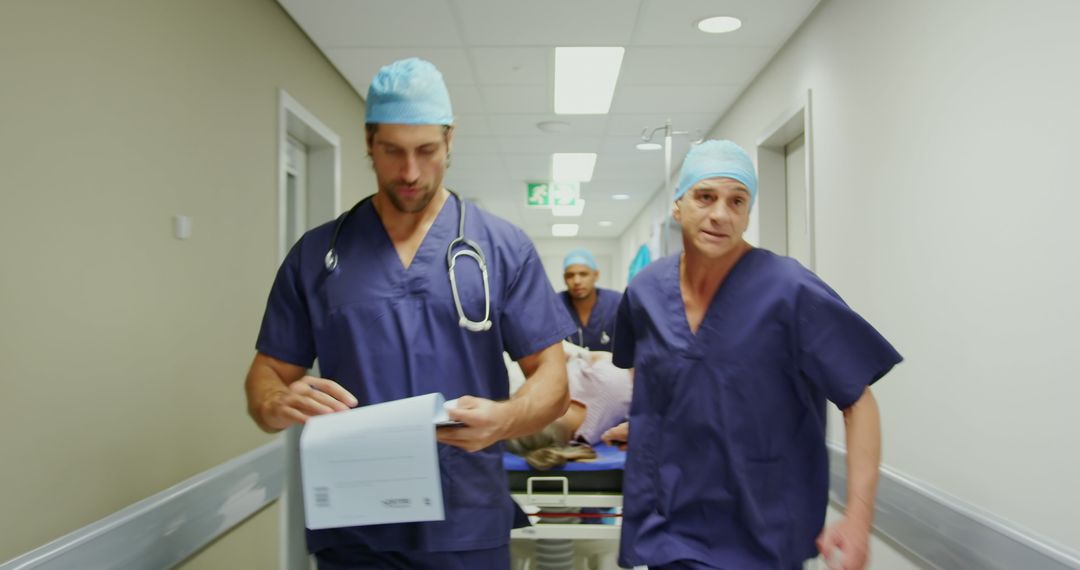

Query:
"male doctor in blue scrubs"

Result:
[[244, 58, 576, 569], [559, 248, 621, 351], [612, 140, 902, 570]]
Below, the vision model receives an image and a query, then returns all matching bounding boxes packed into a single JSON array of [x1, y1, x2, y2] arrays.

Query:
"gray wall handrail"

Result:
[[6, 437, 1079, 569], [828, 442, 1080, 570], [1, 440, 285, 570]]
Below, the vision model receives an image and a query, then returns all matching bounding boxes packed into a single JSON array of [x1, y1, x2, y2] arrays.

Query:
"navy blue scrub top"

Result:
[[256, 196, 575, 554], [560, 287, 621, 351], [612, 249, 902, 569]]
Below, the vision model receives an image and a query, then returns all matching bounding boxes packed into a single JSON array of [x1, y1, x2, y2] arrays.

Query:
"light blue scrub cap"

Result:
[[675, 140, 758, 206], [365, 58, 454, 125], [563, 248, 598, 271]]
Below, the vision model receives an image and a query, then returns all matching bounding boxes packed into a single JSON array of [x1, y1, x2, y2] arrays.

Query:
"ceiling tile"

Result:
[[583, 180, 656, 195], [445, 84, 487, 114], [605, 112, 721, 137], [280, 0, 461, 47], [599, 135, 695, 163], [449, 135, 505, 155], [325, 48, 476, 93], [275, 0, 820, 241], [633, 0, 820, 47], [493, 135, 603, 155], [611, 84, 741, 114], [451, 115, 493, 136], [478, 201, 519, 224], [479, 194, 528, 213], [591, 152, 669, 182], [619, 46, 776, 85], [479, 85, 550, 114], [580, 183, 653, 210], [444, 153, 502, 177], [502, 154, 554, 182], [470, 48, 550, 85], [599, 134, 657, 154], [486, 114, 608, 137], [453, 0, 642, 46], [444, 177, 518, 199]]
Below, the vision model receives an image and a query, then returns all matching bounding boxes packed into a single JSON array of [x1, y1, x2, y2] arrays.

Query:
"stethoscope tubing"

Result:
[[323, 190, 492, 332]]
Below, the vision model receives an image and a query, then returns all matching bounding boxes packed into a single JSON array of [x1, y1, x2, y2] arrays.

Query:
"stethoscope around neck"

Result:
[[323, 190, 492, 332]]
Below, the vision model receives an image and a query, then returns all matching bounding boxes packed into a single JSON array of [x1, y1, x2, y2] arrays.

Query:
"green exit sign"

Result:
[[526, 182, 579, 208]]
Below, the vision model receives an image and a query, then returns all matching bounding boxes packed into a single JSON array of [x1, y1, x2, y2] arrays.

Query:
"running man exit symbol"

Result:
[[526, 182, 550, 207]]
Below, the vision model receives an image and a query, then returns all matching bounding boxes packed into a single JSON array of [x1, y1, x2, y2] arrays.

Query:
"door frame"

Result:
[[278, 89, 341, 261], [756, 89, 816, 270], [276, 89, 341, 570]]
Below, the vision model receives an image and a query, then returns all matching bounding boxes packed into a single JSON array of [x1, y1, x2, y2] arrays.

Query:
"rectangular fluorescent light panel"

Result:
[[552, 153, 597, 182], [552, 199, 585, 217], [552, 223, 580, 237], [554, 47, 624, 114]]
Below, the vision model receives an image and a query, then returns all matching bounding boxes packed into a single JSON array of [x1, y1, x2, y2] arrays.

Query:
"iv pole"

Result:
[[638, 119, 701, 255], [638, 118, 686, 203], [664, 119, 673, 202]]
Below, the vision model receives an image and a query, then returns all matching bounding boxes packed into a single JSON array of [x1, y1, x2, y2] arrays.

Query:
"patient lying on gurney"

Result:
[[505, 342, 631, 470]]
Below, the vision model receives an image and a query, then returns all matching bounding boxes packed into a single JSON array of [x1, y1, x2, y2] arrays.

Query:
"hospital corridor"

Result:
[[3, 0, 1079, 569]]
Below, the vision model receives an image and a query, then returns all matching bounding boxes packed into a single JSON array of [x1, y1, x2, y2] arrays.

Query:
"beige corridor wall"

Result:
[[0, 0, 374, 563], [618, 0, 1080, 556]]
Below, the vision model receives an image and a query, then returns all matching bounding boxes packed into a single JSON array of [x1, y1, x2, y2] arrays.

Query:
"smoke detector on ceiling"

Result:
[[537, 120, 572, 133]]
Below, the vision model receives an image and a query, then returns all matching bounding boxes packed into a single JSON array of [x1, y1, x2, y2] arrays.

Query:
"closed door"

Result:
[[785, 133, 811, 267]]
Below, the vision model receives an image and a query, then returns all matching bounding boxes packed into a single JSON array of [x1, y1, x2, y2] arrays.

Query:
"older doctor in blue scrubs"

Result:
[[244, 58, 576, 569], [611, 140, 902, 570]]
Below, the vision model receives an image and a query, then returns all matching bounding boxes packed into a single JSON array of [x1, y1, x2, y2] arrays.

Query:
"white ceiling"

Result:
[[277, 0, 820, 239]]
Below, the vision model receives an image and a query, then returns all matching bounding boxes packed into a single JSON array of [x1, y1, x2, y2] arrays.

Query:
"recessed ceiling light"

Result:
[[552, 223, 580, 237], [552, 153, 597, 182], [537, 120, 572, 133], [636, 141, 662, 151], [554, 47, 625, 114], [598, 221, 613, 227], [612, 194, 630, 201], [696, 16, 742, 34]]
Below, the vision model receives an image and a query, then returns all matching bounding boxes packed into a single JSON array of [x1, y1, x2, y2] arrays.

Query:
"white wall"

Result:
[[618, 0, 1080, 557]]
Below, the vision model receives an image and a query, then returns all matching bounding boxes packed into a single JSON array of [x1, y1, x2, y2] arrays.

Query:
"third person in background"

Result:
[[560, 248, 621, 351]]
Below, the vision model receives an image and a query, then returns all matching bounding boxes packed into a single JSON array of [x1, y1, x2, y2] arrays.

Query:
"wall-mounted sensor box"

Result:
[[173, 215, 191, 240]]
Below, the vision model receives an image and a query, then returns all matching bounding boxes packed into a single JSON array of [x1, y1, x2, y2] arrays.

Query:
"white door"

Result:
[[284, 135, 308, 250], [785, 133, 811, 267]]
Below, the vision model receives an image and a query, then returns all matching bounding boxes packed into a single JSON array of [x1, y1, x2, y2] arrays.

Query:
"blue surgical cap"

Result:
[[563, 248, 598, 271], [674, 140, 758, 205], [365, 58, 454, 125]]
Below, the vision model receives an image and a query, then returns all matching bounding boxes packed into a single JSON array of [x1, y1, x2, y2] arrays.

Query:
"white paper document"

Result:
[[300, 392, 455, 529]]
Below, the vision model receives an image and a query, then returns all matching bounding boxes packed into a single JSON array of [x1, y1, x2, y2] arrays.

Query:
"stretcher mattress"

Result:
[[504, 443, 625, 492]]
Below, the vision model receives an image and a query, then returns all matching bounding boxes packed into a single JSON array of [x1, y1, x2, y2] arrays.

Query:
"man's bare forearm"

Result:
[[842, 388, 881, 528], [244, 353, 304, 433], [504, 342, 570, 438]]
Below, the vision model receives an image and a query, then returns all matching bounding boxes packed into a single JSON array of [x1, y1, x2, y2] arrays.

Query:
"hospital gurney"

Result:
[[505, 443, 625, 569]]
